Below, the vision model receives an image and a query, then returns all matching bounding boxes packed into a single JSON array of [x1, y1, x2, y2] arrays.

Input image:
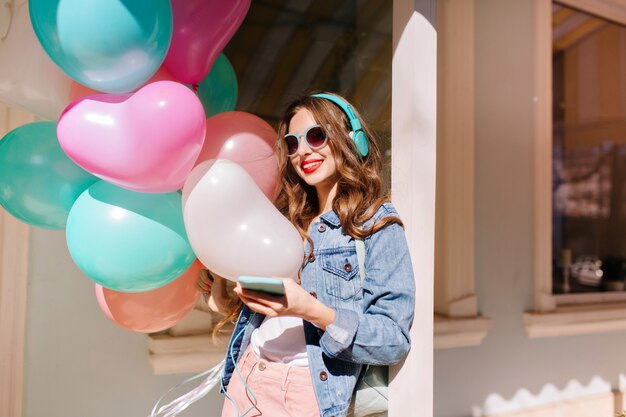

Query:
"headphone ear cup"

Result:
[[351, 130, 369, 157]]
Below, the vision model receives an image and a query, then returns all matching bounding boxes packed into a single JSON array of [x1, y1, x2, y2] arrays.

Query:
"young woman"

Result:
[[198, 92, 416, 417]]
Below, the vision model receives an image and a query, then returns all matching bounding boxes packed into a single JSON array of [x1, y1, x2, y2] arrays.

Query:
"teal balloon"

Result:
[[66, 181, 194, 292], [0, 122, 98, 230], [197, 54, 238, 118], [29, 0, 172, 93]]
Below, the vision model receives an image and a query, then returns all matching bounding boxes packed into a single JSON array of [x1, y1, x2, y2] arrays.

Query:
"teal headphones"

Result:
[[311, 93, 369, 157]]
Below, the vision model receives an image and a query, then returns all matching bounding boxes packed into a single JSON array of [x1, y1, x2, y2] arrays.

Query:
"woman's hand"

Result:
[[233, 278, 336, 330], [197, 269, 238, 316]]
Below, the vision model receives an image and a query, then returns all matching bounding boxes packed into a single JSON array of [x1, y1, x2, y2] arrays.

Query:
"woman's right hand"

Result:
[[197, 269, 238, 316]]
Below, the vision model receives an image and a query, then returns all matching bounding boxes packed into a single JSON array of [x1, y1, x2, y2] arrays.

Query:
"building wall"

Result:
[[22, 227, 223, 417], [434, 1, 626, 416]]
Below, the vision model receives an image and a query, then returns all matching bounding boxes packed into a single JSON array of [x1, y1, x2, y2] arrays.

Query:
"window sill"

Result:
[[434, 314, 492, 349], [524, 302, 626, 338]]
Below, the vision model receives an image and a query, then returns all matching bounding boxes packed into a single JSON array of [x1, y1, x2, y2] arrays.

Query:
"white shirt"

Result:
[[250, 316, 309, 366]]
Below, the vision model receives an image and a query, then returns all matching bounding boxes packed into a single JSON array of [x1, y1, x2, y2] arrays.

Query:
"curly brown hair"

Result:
[[214, 92, 402, 333], [274, 92, 402, 252]]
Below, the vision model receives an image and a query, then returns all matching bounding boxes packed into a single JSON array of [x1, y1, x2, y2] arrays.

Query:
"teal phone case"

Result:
[[237, 276, 286, 296]]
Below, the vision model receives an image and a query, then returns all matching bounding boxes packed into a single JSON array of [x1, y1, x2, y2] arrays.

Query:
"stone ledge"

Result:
[[434, 314, 492, 349]]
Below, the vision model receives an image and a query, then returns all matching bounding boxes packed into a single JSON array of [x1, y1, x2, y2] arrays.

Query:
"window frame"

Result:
[[526, 0, 626, 338]]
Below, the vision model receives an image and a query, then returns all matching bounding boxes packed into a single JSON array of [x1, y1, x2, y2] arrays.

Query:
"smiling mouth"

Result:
[[301, 160, 323, 174]]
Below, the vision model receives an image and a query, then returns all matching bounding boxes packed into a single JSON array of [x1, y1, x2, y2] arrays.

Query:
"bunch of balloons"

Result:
[[0, 0, 303, 333]]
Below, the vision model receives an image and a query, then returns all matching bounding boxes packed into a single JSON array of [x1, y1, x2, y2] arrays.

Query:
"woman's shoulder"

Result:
[[371, 201, 400, 221], [363, 201, 402, 229]]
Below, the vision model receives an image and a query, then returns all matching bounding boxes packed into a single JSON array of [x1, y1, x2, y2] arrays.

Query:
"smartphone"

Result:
[[237, 276, 286, 296]]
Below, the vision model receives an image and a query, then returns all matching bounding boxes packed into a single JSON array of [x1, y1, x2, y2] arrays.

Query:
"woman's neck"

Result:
[[315, 180, 338, 216]]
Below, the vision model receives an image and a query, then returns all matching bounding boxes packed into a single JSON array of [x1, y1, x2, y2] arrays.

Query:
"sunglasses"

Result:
[[284, 125, 328, 156]]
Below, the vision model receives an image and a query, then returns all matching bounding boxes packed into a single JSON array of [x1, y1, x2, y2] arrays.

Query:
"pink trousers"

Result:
[[221, 347, 320, 417]]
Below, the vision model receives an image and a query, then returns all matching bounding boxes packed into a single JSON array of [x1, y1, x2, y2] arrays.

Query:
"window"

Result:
[[551, 4, 626, 300], [526, 0, 626, 338]]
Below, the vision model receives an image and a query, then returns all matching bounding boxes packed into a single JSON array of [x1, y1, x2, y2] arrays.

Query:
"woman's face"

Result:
[[287, 108, 337, 190]]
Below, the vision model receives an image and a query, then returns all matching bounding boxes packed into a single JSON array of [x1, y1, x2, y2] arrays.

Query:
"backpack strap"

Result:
[[355, 238, 366, 281]]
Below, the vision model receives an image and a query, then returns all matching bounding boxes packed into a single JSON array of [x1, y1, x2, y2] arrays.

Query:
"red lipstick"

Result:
[[301, 159, 323, 174]]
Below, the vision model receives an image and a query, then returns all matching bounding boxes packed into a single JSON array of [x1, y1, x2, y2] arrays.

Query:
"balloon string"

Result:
[[191, 84, 199, 94], [149, 360, 225, 417]]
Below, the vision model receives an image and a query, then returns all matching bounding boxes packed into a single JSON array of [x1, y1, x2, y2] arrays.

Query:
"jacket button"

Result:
[[317, 223, 327, 232], [258, 362, 266, 371], [309, 291, 317, 299], [344, 263, 352, 272], [308, 253, 316, 262], [319, 371, 328, 381]]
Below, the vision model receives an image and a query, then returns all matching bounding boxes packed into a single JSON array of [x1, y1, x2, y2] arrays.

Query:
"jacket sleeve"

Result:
[[319, 210, 416, 365]]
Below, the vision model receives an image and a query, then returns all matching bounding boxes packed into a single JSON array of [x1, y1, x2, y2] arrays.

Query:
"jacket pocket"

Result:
[[321, 250, 361, 300]]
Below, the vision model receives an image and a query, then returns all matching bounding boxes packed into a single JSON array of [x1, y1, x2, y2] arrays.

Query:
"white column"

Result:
[[391, 1, 436, 417]]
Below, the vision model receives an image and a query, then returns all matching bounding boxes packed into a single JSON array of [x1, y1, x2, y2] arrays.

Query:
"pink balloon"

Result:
[[58, 81, 206, 193], [164, 0, 251, 85], [96, 260, 202, 333], [196, 111, 279, 201]]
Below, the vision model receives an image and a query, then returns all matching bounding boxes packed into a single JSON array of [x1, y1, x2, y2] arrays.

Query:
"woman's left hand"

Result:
[[233, 278, 336, 330]]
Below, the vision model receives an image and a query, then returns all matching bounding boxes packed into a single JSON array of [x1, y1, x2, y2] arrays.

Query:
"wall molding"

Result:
[[434, 0, 478, 319], [524, 303, 626, 338], [0, 105, 33, 417], [434, 314, 491, 349], [532, 0, 555, 314]]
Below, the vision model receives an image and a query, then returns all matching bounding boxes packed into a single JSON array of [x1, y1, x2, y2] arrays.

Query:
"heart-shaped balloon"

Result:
[[164, 0, 250, 85], [182, 159, 303, 282], [57, 81, 206, 193]]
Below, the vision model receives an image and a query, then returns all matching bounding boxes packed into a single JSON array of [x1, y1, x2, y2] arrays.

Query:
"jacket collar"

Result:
[[320, 210, 341, 227]]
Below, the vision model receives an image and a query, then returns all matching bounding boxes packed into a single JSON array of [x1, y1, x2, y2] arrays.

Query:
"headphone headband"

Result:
[[311, 93, 369, 157]]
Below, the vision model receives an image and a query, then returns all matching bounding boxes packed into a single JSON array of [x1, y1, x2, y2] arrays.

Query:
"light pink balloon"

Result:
[[95, 260, 202, 333], [164, 0, 251, 85], [196, 111, 279, 201], [182, 160, 303, 282], [57, 81, 206, 193]]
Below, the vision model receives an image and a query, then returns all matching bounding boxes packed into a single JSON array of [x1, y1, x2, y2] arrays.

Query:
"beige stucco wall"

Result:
[[22, 227, 224, 417]]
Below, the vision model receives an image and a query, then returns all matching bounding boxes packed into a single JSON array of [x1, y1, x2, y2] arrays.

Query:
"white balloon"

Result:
[[0, 1, 71, 119], [183, 159, 303, 282]]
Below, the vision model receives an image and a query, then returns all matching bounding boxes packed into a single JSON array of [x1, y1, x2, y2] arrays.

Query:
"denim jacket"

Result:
[[221, 202, 416, 417]]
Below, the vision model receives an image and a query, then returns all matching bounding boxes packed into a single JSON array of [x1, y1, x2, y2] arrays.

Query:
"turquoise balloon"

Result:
[[66, 181, 194, 292], [29, 0, 172, 93], [0, 122, 98, 230], [197, 54, 238, 118]]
